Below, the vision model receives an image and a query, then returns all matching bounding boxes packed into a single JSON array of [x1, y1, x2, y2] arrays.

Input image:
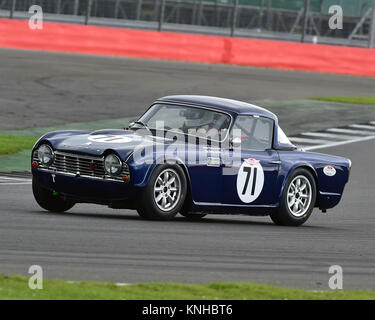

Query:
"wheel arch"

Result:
[[145, 157, 192, 201], [280, 164, 319, 207], [165, 159, 192, 204]]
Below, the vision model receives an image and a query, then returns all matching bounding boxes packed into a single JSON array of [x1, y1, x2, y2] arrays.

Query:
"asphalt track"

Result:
[[1, 48, 375, 290]]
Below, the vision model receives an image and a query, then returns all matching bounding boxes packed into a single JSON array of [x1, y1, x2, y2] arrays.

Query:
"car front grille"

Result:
[[32, 150, 130, 182]]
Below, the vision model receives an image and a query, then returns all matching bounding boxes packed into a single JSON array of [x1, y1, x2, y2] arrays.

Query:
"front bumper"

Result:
[[32, 168, 137, 203], [318, 191, 343, 210]]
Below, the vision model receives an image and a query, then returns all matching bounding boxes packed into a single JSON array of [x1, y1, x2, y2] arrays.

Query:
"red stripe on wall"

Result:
[[1, 18, 375, 77]]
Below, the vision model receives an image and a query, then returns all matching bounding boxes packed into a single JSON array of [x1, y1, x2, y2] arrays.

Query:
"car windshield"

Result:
[[137, 103, 231, 141], [278, 126, 293, 145]]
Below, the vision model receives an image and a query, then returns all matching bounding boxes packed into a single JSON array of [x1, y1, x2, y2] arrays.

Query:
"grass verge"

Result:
[[0, 135, 37, 157], [310, 96, 375, 105], [1, 275, 374, 300]]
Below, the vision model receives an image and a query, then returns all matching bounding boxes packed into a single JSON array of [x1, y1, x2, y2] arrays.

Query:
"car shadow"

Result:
[[28, 209, 333, 230]]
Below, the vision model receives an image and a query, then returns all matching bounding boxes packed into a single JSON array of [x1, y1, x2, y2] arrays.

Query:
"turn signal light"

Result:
[[32, 161, 38, 168]]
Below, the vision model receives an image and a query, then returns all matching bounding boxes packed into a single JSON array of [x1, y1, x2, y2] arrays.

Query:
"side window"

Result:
[[253, 118, 273, 148], [230, 116, 273, 151]]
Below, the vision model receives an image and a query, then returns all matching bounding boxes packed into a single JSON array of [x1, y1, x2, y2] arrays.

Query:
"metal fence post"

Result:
[[230, 0, 239, 37], [197, 0, 203, 25], [73, 0, 79, 15], [114, 0, 120, 19], [192, 0, 197, 24], [136, 0, 143, 20], [258, 0, 265, 30], [56, 0, 61, 14], [301, 0, 310, 43], [369, 0, 375, 48], [9, 0, 16, 19], [266, 0, 272, 30], [85, 0, 92, 25], [158, 0, 166, 31]]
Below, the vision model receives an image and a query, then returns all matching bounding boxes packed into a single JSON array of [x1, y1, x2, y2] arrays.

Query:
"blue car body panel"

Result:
[[31, 95, 351, 215]]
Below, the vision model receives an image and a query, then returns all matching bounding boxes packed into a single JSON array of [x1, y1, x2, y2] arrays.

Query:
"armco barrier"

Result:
[[1, 18, 375, 77]]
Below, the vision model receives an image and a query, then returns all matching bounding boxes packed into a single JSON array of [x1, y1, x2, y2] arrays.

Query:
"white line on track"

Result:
[[0, 182, 32, 185], [0, 176, 31, 181], [303, 135, 375, 151], [0, 176, 31, 185], [289, 137, 329, 144], [300, 132, 359, 140], [326, 128, 375, 135], [349, 124, 375, 131]]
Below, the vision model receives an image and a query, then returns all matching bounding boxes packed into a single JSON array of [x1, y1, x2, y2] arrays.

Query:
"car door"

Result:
[[187, 142, 223, 204], [221, 115, 280, 206]]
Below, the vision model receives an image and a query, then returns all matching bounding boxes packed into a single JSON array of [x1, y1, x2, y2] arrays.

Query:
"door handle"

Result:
[[267, 160, 281, 165]]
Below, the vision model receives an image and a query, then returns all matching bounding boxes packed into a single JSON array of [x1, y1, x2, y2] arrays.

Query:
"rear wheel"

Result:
[[270, 168, 316, 226], [32, 179, 75, 213], [137, 164, 187, 220]]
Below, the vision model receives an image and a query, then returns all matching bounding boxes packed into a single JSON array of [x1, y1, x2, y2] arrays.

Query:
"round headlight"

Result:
[[104, 154, 122, 176], [37, 144, 54, 166]]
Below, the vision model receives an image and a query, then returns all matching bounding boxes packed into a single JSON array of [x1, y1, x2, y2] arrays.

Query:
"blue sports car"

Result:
[[31, 95, 351, 226]]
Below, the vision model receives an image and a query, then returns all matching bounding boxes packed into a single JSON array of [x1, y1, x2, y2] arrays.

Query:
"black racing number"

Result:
[[242, 166, 257, 196]]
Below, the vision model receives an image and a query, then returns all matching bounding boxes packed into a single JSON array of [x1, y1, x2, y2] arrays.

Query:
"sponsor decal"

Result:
[[207, 157, 220, 167], [236, 158, 264, 203], [244, 158, 260, 166], [323, 165, 336, 177]]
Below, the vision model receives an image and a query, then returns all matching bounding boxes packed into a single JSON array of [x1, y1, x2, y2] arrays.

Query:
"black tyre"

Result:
[[32, 179, 75, 213], [137, 164, 187, 221], [270, 168, 316, 226]]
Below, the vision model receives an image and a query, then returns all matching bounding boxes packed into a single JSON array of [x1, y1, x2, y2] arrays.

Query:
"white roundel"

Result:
[[323, 165, 336, 176], [88, 134, 132, 144], [236, 158, 264, 203]]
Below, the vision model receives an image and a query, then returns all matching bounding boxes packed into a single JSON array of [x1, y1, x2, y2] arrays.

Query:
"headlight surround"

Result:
[[37, 144, 54, 166], [104, 154, 122, 176]]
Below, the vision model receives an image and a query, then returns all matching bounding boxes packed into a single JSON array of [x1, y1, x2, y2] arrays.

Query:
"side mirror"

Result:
[[129, 121, 135, 128], [275, 143, 297, 151], [231, 137, 242, 148]]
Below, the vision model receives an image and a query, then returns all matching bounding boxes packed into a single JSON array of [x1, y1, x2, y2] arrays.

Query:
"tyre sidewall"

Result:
[[32, 178, 74, 212], [138, 164, 187, 220], [276, 168, 317, 226]]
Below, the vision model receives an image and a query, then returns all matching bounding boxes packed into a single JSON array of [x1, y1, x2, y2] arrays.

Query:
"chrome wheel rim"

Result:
[[154, 169, 181, 212], [287, 175, 312, 217]]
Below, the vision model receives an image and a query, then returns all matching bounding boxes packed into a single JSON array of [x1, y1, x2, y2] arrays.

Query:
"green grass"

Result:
[[1, 275, 374, 300], [310, 96, 375, 105], [0, 135, 38, 156]]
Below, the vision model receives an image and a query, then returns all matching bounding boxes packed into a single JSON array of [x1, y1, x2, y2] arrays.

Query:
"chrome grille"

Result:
[[54, 152, 105, 176], [33, 150, 130, 182]]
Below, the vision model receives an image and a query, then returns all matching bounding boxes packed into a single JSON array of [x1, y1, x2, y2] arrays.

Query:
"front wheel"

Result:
[[270, 168, 316, 226], [137, 164, 187, 220], [32, 179, 75, 213]]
